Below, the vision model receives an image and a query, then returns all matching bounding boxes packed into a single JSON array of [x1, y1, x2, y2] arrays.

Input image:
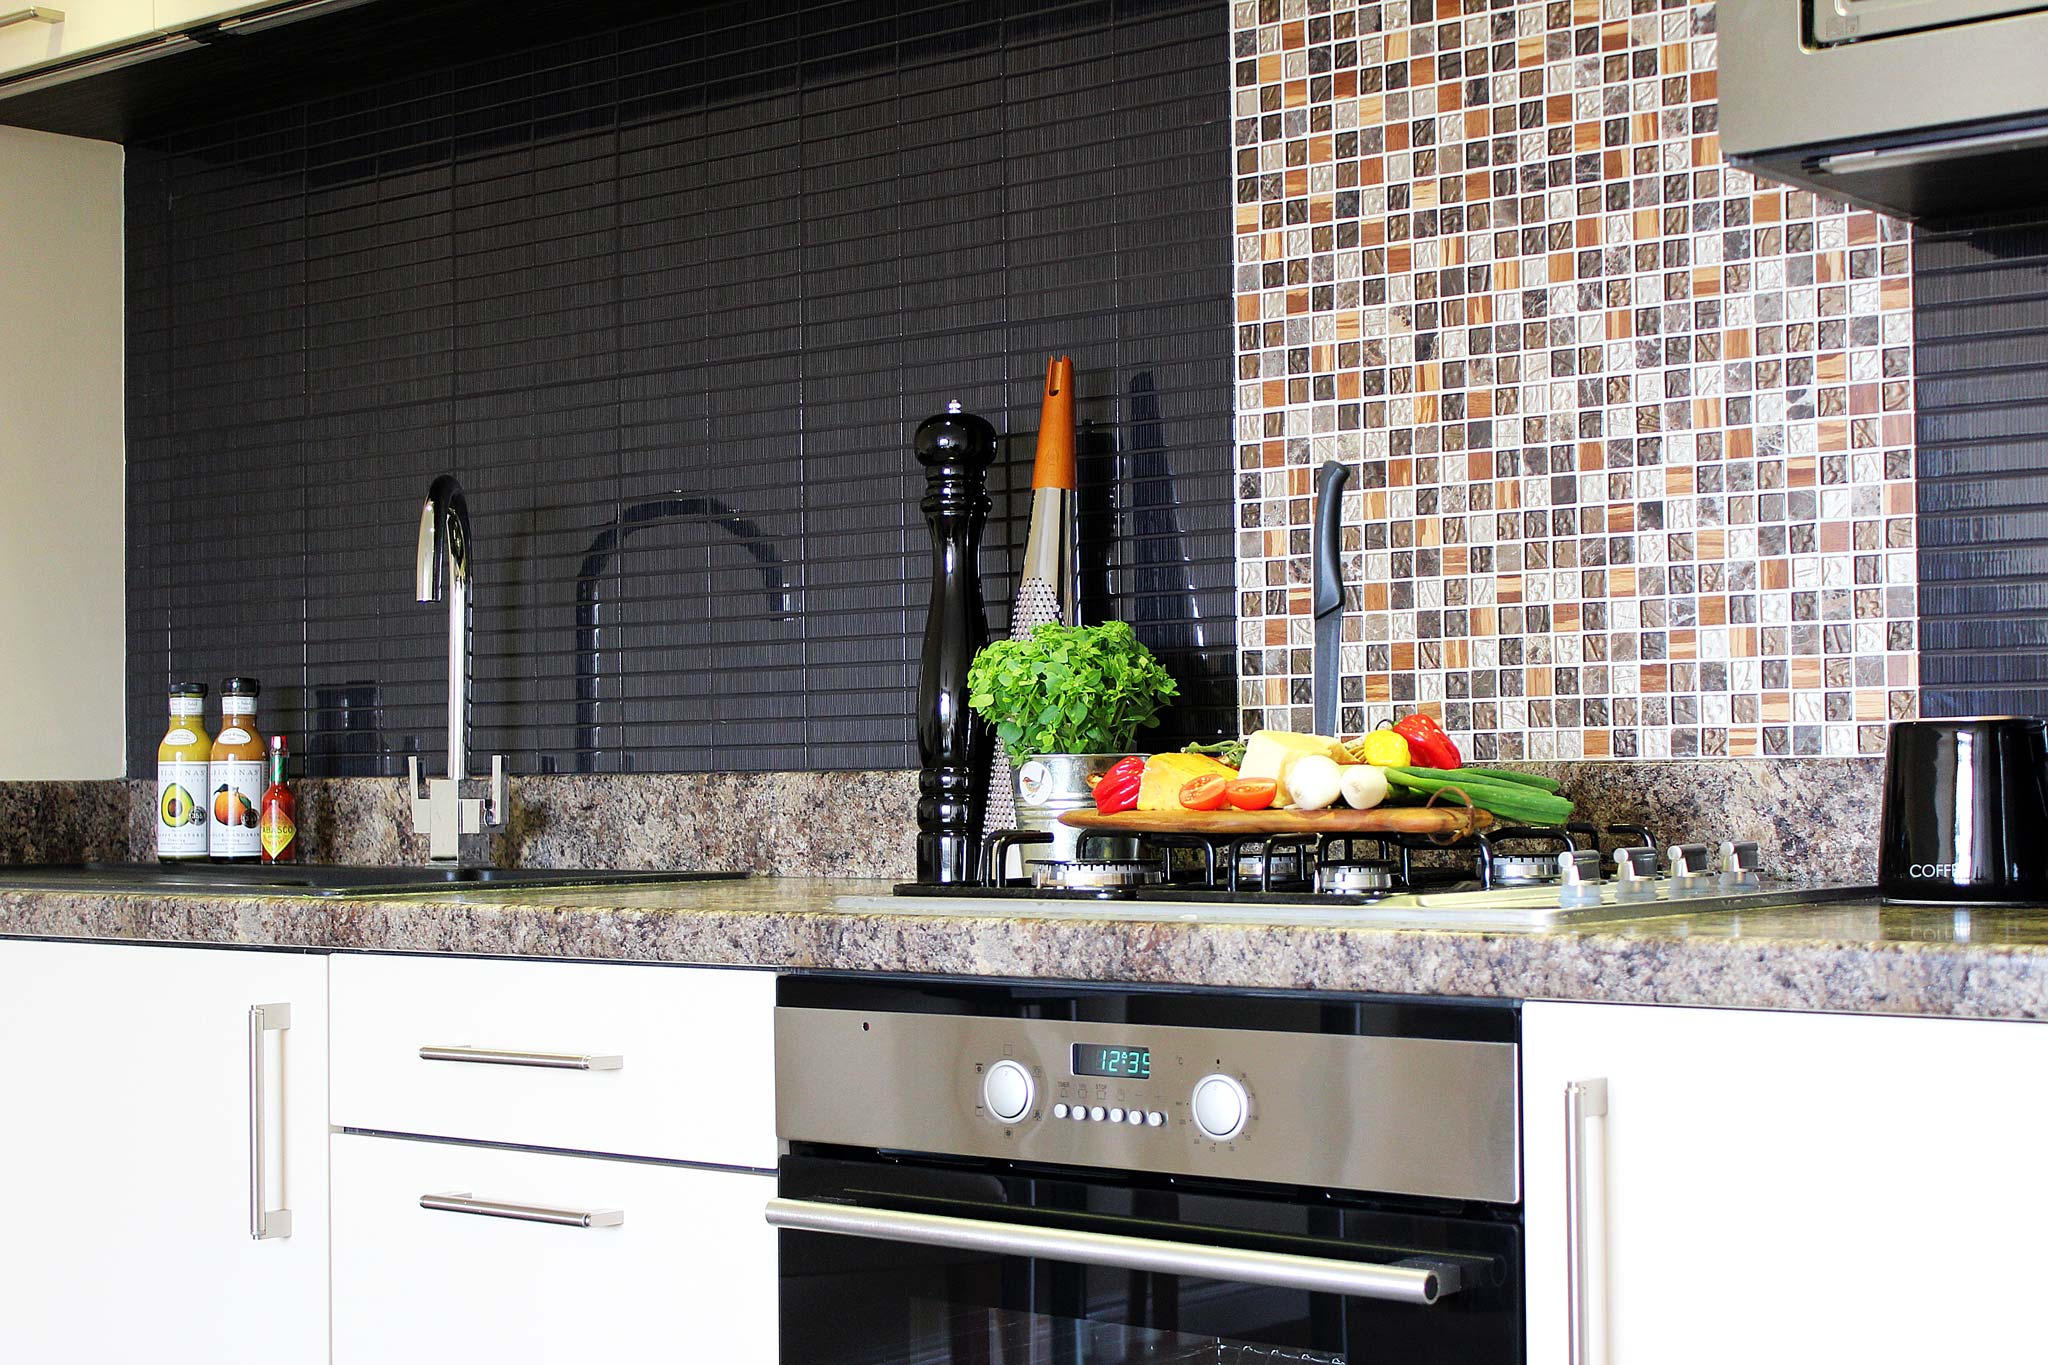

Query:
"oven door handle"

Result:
[[764, 1197, 1463, 1306]]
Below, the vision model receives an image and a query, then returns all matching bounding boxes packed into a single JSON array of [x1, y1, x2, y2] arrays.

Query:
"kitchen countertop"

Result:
[[3, 876, 2047, 1022]]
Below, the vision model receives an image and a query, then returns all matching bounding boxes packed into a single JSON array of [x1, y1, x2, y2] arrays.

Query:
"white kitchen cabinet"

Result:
[[0, 1, 157, 79], [152, 0, 274, 30], [0, 939, 329, 1363], [330, 953, 777, 1168], [331, 1132, 777, 1365], [1524, 1001, 2048, 1365]]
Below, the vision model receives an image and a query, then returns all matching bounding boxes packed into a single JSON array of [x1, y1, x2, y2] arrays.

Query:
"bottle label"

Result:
[[169, 698, 202, 717], [218, 727, 251, 746], [260, 809, 296, 860], [156, 762, 208, 858], [209, 758, 264, 857], [165, 728, 197, 747]]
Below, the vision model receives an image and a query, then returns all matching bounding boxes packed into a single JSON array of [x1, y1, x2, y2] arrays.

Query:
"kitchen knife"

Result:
[[1312, 459, 1349, 737]]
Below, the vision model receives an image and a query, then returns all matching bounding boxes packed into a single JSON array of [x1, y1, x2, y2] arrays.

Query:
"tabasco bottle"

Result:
[[259, 734, 297, 864]]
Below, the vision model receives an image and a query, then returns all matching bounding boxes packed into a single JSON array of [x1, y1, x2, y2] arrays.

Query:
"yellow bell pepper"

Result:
[[1360, 729, 1411, 768]]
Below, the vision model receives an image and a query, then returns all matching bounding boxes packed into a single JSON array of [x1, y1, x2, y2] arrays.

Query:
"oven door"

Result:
[[776, 1155, 1521, 1365]]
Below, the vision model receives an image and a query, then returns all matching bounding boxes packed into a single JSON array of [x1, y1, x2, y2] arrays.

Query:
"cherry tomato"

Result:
[[1223, 777, 1278, 811], [1179, 774, 1230, 811]]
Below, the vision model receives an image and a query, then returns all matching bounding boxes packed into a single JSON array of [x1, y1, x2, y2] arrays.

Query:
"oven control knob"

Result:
[[1191, 1073, 1249, 1141], [983, 1060, 1034, 1122]]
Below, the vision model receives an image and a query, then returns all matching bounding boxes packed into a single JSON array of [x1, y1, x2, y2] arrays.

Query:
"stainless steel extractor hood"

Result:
[[1720, 0, 2048, 221]]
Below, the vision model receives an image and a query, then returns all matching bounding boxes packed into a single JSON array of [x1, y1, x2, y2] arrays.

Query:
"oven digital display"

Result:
[[1072, 1044, 1151, 1079]]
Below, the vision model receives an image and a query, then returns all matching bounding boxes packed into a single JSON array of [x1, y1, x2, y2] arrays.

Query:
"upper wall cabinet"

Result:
[[0, 1, 156, 79], [154, 0, 284, 29]]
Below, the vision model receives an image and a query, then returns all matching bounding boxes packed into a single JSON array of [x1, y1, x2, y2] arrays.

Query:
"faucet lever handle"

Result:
[[484, 754, 508, 829]]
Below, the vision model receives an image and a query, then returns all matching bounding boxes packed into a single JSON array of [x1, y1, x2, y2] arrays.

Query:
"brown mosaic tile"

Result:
[[1230, 0, 1918, 760]]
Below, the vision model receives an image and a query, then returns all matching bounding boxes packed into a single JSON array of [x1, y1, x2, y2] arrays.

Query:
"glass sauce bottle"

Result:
[[156, 683, 211, 864], [209, 677, 265, 863], [259, 734, 297, 864]]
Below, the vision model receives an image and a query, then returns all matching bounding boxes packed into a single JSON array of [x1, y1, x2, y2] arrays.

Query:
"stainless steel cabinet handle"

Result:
[[419, 1044, 623, 1071], [421, 1192, 624, 1228], [0, 8, 65, 27], [1564, 1078, 1609, 1365], [764, 1198, 1463, 1306], [248, 1003, 294, 1241]]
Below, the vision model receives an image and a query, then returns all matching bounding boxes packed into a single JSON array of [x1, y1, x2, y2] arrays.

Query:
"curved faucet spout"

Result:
[[416, 474, 472, 605]]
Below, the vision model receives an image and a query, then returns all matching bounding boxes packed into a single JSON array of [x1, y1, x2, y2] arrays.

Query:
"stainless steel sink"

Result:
[[0, 863, 747, 898]]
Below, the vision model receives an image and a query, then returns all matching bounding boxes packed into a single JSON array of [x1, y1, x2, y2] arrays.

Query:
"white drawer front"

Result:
[[331, 954, 775, 1168], [332, 1133, 776, 1365]]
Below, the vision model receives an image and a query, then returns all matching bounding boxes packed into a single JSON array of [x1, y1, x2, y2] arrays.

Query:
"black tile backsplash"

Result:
[[1913, 218, 2048, 718], [125, 0, 1237, 777]]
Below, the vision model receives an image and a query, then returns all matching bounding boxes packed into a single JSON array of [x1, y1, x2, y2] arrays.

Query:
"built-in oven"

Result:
[[772, 977, 1525, 1364]]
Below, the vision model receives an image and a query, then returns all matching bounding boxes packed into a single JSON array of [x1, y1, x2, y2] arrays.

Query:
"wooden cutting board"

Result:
[[1059, 807, 1494, 838]]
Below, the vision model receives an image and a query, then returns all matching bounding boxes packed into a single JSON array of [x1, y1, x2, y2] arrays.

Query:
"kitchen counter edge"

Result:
[[1, 877, 2044, 1023]]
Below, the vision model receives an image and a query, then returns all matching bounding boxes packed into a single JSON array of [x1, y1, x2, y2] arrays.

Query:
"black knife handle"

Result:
[[914, 404, 997, 884], [1313, 460, 1348, 617]]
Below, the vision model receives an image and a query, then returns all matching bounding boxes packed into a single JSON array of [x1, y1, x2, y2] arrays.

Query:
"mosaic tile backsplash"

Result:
[[1229, 0, 1920, 761]]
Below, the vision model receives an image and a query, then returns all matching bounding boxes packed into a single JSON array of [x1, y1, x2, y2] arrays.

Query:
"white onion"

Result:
[[1339, 765, 1390, 811], [1287, 755, 1343, 811]]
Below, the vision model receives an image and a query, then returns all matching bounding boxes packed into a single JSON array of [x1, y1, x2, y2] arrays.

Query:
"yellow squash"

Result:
[[1136, 752, 1237, 810]]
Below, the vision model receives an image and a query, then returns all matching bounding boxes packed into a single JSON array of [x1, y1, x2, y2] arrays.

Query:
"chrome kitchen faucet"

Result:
[[410, 474, 507, 861]]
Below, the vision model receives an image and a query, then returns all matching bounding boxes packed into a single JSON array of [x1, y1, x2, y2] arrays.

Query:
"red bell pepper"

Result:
[[1392, 713, 1462, 770], [1092, 756, 1147, 814]]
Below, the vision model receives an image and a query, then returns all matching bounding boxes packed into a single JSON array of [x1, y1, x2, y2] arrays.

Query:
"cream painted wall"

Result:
[[0, 127, 124, 779]]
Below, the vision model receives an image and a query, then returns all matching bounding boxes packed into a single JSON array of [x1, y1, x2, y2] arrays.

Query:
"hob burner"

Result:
[[1486, 855, 1563, 887], [1032, 860, 1165, 892], [1316, 860, 1399, 896]]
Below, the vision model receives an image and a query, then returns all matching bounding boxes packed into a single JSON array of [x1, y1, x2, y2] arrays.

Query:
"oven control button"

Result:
[[1108, 1107, 1126, 1123], [1146, 1110, 1166, 1127], [1052, 1102, 1069, 1119], [1088, 1106, 1107, 1122], [1191, 1074, 1249, 1141], [983, 1060, 1035, 1122], [1124, 1110, 1144, 1126], [1069, 1107, 1087, 1122]]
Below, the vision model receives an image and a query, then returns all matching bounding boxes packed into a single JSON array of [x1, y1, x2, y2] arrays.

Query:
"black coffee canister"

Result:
[[1879, 717, 2048, 904]]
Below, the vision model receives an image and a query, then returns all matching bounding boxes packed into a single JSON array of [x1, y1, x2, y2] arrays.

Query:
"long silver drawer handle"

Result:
[[422, 1192, 624, 1229], [1564, 1078, 1609, 1365], [419, 1044, 623, 1071], [0, 8, 63, 26], [764, 1198, 1461, 1306], [248, 1003, 294, 1241]]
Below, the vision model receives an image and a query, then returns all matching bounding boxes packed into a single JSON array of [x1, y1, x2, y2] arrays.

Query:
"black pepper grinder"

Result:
[[914, 401, 997, 884]]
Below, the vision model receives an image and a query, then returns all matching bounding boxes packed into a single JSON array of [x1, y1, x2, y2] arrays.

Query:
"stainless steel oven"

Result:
[[772, 978, 1525, 1364]]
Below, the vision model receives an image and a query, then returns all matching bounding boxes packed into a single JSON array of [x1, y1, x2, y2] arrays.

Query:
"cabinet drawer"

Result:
[[332, 1132, 776, 1365], [331, 954, 775, 1168]]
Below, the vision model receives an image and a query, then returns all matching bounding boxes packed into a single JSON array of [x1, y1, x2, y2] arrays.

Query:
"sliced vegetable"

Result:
[[1359, 728, 1412, 767], [1338, 765, 1390, 810], [1179, 775, 1229, 811], [1092, 756, 1146, 815], [1385, 766, 1574, 824], [1392, 713, 1462, 769], [1287, 755, 1344, 811], [1223, 777, 1278, 811], [1181, 738, 1248, 769], [1136, 752, 1237, 810]]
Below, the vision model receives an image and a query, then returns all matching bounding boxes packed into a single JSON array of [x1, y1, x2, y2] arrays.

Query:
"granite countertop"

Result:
[[2, 876, 2046, 1022]]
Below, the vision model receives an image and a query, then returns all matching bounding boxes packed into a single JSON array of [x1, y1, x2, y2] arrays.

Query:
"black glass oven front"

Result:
[[778, 1153, 1522, 1365]]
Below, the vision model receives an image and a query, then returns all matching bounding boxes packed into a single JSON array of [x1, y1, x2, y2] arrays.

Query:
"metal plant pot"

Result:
[[1012, 752, 1141, 870]]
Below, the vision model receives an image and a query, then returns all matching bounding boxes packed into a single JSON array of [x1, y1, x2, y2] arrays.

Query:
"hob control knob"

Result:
[[1191, 1073, 1249, 1141], [983, 1059, 1034, 1122]]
